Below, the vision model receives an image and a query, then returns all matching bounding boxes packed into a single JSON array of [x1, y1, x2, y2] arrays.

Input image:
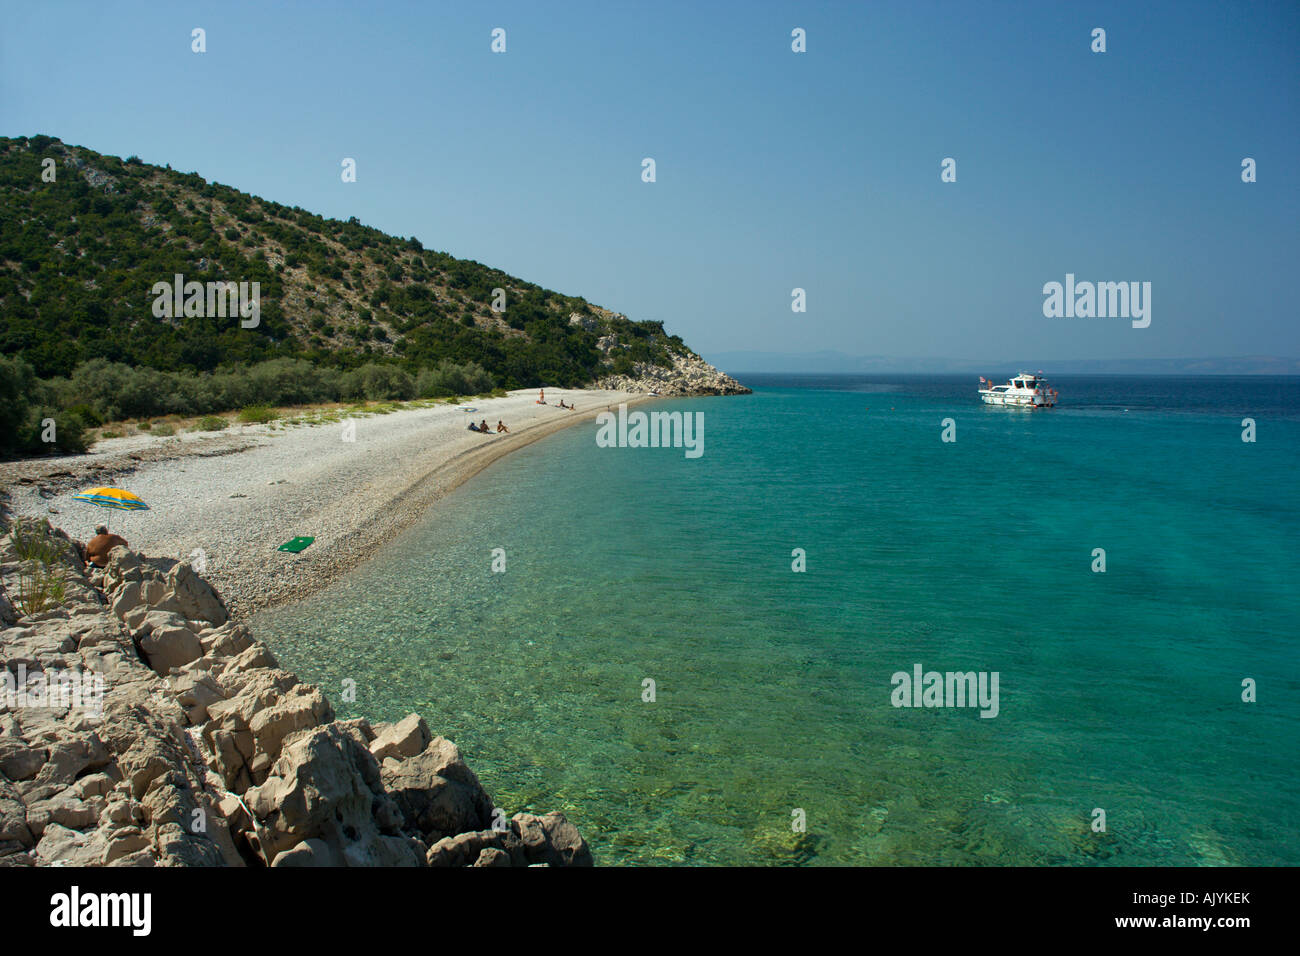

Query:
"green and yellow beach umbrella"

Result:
[[72, 487, 150, 511]]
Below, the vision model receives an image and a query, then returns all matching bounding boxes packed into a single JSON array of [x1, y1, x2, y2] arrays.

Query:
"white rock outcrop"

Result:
[[0, 518, 593, 868]]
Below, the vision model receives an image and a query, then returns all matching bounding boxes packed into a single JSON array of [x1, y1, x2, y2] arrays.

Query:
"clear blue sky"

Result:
[[3, 0, 1297, 361]]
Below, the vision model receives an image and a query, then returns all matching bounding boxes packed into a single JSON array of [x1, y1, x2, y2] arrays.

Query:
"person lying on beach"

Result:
[[468, 422, 483, 432], [85, 525, 129, 567], [496, 421, 509, 433]]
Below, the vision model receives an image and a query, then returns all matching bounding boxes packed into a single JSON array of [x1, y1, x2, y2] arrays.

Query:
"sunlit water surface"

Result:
[[255, 375, 1299, 865]]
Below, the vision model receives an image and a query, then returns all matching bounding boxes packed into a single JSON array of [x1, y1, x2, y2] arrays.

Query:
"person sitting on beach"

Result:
[[556, 399, 566, 409], [479, 420, 492, 434], [85, 525, 129, 568], [496, 421, 509, 433]]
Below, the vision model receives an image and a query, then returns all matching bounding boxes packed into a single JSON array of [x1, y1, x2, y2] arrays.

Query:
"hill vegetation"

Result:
[[0, 135, 696, 454]]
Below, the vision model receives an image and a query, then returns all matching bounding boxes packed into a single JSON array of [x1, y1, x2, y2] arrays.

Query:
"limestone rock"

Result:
[[102, 548, 144, 592], [198, 622, 254, 659], [593, 345, 750, 397], [139, 623, 202, 674], [511, 811, 595, 866], [381, 736, 494, 843], [102, 826, 151, 863], [202, 711, 255, 792], [426, 828, 523, 867], [2, 535, 597, 869], [473, 847, 512, 867], [171, 672, 226, 724], [109, 580, 142, 619], [164, 561, 229, 626], [271, 837, 340, 867], [0, 585, 17, 627], [26, 734, 110, 790], [0, 739, 47, 781], [71, 772, 116, 800], [0, 777, 34, 848], [245, 722, 423, 866], [247, 683, 333, 762], [34, 822, 105, 866], [152, 821, 226, 867], [369, 712, 430, 762]]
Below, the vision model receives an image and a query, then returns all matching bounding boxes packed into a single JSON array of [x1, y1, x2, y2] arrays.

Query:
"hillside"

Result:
[[0, 135, 745, 452]]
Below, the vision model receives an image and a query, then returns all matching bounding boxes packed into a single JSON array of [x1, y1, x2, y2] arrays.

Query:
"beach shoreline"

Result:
[[1, 388, 652, 620]]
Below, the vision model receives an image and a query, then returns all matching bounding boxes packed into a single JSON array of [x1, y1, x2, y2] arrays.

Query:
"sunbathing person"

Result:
[[479, 420, 492, 434], [85, 525, 129, 567], [497, 421, 509, 433]]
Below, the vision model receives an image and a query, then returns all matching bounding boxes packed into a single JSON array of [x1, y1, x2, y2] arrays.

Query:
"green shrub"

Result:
[[62, 403, 101, 428], [14, 564, 66, 617], [340, 363, 415, 401], [152, 423, 176, 436], [10, 517, 72, 565], [8, 519, 71, 616], [415, 360, 494, 398], [191, 415, 228, 432], [237, 404, 277, 424], [0, 138, 696, 425], [0, 357, 87, 455], [0, 355, 37, 451]]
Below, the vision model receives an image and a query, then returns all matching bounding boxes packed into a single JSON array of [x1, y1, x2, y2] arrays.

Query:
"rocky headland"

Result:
[[556, 310, 748, 396], [593, 349, 751, 396], [0, 512, 592, 867]]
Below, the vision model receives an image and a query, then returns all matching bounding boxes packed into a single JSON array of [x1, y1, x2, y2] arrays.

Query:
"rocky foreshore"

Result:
[[0, 514, 593, 867], [594, 349, 751, 396]]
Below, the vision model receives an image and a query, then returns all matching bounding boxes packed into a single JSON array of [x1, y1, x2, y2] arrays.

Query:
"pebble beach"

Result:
[[1, 388, 643, 619]]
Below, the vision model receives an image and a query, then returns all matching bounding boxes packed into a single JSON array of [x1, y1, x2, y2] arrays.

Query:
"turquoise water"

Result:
[[254, 375, 1299, 865]]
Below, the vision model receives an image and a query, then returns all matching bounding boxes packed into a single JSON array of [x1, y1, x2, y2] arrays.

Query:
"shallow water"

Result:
[[255, 375, 1300, 865]]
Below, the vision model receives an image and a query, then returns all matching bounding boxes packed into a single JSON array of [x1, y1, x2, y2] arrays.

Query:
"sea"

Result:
[[253, 374, 1300, 866]]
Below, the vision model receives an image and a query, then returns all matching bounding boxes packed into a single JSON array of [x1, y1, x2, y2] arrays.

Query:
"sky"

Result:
[[2, 0, 1297, 364]]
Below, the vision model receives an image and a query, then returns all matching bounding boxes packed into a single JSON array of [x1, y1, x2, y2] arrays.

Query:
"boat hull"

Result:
[[979, 390, 1055, 407]]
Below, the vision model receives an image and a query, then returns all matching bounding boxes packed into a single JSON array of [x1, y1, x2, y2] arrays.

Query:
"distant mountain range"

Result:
[[707, 351, 1300, 376]]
